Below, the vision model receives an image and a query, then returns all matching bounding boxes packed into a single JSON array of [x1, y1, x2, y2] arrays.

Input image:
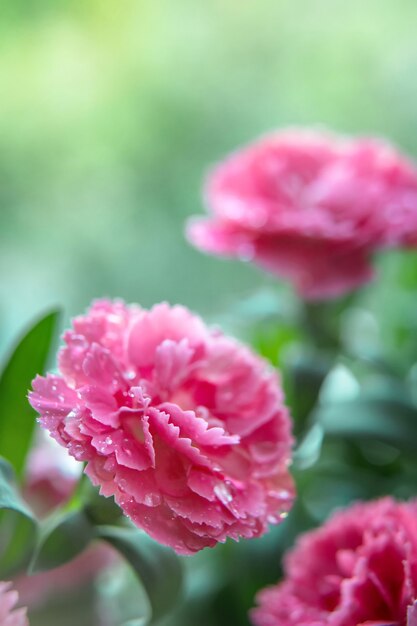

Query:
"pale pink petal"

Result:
[[408, 601, 417, 626], [0, 582, 28, 626], [127, 303, 207, 368]]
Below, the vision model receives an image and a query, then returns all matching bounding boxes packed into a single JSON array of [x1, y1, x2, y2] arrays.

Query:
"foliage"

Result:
[[2, 3, 417, 624], [0, 316, 183, 626], [0, 311, 60, 477]]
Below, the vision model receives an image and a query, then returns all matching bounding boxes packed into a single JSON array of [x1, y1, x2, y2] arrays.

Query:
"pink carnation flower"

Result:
[[14, 434, 115, 611], [0, 582, 28, 626], [23, 432, 81, 517], [251, 497, 417, 626], [29, 300, 294, 555], [187, 129, 417, 299]]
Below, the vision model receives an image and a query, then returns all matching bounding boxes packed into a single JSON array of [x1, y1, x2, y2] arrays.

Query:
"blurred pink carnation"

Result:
[[29, 300, 294, 554], [0, 581, 28, 626], [251, 497, 417, 626], [187, 129, 417, 299], [23, 432, 81, 517], [14, 434, 114, 611]]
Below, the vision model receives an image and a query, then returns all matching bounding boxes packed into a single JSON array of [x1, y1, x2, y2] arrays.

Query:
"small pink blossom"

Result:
[[187, 129, 417, 299], [29, 300, 294, 555], [23, 432, 81, 517], [14, 434, 115, 610], [251, 497, 417, 626], [0, 582, 28, 626], [13, 546, 115, 611]]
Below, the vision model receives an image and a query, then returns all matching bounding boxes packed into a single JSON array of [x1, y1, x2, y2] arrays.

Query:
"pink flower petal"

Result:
[[188, 129, 417, 300], [30, 300, 294, 553], [251, 498, 417, 626]]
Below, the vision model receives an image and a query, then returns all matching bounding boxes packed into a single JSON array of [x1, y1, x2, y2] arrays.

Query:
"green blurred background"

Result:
[[3, 2, 417, 625], [2, 0, 417, 355]]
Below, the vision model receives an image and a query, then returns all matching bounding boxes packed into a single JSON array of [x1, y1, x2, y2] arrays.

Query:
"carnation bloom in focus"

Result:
[[251, 497, 417, 626], [0, 582, 28, 626], [187, 129, 417, 300], [29, 300, 294, 555]]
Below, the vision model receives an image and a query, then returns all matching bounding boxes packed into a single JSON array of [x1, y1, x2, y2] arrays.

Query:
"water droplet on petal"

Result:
[[71, 444, 85, 461], [267, 510, 289, 524], [125, 369, 136, 380], [144, 493, 161, 507], [214, 482, 233, 505], [118, 479, 128, 492]]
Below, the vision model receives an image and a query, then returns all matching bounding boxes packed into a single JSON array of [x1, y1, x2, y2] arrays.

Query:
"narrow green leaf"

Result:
[[0, 310, 60, 476], [30, 508, 95, 573], [0, 457, 37, 576], [97, 525, 183, 625], [315, 393, 417, 454], [285, 352, 333, 436]]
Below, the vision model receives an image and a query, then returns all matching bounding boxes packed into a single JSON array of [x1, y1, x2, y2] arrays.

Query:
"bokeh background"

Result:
[[3, 2, 417, 625], [2, 0, 417, 353]]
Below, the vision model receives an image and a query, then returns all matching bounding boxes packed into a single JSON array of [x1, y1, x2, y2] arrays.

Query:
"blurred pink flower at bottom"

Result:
[[251, 497, 417, 626], [0, 581, 28, 626]]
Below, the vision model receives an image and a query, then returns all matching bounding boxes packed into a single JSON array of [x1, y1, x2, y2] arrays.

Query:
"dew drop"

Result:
[[144, 493, 161, 507], [277, 489, 293, 501], [267, 510, 289, 524], [71, 444, 85, 461], [214, 483, 233, 505], [118, 479, 128, 492]]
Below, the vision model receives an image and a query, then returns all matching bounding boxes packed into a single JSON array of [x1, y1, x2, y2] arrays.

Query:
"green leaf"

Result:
[[30, 508, 95, 573], [0, 309, 60, 476], [250, 323, 300, 367], [97, 525, 183, 625], [29, 475, 122, 573], [83, 482, 125, 526], [285, 351, 333, 436], [315, 392, 417, 455], [0, 457, 37, 576], [300, 297, 353, 350]]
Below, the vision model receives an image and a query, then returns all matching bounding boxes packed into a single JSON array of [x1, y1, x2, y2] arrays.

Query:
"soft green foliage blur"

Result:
[[2, 0, 417, 352], [3, 2, 417, 625]]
